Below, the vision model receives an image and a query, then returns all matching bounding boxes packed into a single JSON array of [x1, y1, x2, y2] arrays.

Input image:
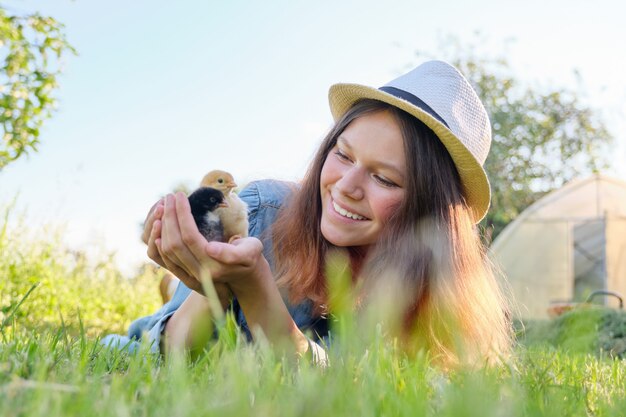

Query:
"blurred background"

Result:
[[1, 0, 625, 284]]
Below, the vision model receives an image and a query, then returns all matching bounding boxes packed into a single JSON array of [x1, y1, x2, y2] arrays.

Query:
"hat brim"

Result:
[[328, 83, 490, 224]]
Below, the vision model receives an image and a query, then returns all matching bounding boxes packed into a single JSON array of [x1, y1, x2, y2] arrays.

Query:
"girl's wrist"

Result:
[[226, 256, 273, 300], [227, 257, 307, 351]]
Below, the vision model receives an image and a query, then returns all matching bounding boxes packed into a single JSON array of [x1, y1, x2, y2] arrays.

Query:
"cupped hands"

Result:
[[145, 192, 269, 296]]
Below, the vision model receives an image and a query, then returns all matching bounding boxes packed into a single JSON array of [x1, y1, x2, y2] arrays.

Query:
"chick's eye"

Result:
[[218, 178, 224, 183]]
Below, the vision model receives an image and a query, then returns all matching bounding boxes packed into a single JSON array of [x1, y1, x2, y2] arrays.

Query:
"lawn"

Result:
[[1, 208, 625, 417]]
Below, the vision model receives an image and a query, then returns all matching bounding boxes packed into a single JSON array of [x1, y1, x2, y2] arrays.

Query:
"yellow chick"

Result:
[[200, 170, 249, 243]]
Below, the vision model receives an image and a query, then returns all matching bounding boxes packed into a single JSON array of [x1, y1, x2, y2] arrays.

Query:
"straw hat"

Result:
[[328, 60, 492, 223]]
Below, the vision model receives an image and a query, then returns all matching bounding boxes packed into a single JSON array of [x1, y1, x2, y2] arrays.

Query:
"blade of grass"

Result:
[[0, 282, 39, 332], [198, 266, 225, 322]]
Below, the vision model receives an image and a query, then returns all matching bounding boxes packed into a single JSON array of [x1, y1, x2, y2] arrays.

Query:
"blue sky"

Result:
[[1, 0, 625, 274]]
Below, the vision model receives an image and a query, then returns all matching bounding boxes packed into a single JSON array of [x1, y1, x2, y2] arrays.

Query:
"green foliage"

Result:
[[0, 6, 75, 169], [0, 203, 162, 337], [417, 37, 613, 241]]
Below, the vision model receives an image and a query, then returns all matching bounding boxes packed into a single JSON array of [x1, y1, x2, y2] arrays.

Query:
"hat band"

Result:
[[379, 86, 449, 129]]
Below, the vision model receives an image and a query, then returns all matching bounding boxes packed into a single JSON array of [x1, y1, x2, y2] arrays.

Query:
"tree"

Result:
[[416, 38, 613, 243], [0, 6, 75, 170]]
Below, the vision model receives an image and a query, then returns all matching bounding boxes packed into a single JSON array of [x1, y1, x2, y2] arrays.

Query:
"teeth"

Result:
[[333, 201, 366, 220]]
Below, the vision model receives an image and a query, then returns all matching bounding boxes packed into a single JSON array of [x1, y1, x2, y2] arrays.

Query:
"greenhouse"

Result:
[[490, 174, 626, 319]]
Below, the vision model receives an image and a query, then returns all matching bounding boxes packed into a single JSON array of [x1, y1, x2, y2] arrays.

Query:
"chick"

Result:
[[200, 170, 248, 243], [188, 187, 227, 242]]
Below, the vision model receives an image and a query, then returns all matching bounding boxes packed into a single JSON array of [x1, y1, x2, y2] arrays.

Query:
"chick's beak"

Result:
[[218, 201, 229, 208]]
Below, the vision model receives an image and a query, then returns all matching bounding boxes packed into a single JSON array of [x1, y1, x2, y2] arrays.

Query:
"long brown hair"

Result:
[[272, 99, 511, 366]]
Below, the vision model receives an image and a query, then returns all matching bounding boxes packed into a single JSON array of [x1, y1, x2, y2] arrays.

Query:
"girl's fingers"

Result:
[[174, 192, 210, 257], [155, 238, 203, 294], [141, 199, 164, 244], [161, 194, 201, 274], [206, 237, 263, 267], [159, 195, 182, 263], [147, 219, 165, 266]]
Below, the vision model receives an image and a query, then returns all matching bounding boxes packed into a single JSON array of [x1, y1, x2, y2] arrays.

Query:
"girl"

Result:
[[105, 60, 511, 367]]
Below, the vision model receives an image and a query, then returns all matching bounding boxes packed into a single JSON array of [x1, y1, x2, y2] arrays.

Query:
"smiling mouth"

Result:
[[332, 200, 368, 221]]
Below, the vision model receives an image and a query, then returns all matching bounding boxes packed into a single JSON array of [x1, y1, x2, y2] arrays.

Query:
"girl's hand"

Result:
[[153, 192, 267, 294], [141, 198, 164, 245], [144, 198, 167, 268], [154, 193, 308, 356]]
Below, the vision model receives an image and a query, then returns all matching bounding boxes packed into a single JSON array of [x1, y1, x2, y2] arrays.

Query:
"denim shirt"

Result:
[[234, 180, 329, 344], [102, 179, 328, 360]]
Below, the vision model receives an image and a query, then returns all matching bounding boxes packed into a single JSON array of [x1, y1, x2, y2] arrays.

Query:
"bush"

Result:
[[517, 306, 626, 359]]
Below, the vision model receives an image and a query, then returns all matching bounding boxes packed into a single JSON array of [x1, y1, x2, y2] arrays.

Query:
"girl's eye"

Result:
[[334, 149, 351, 162], [374, 175, 398, 188]]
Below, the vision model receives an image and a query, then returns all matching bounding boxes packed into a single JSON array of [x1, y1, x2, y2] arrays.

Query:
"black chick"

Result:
[[188, 187, 228, 242]]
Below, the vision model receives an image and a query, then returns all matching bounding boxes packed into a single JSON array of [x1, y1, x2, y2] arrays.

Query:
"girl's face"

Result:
[[320, 110, 407, 249]]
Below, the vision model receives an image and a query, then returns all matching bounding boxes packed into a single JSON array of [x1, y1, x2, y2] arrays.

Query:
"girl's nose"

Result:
[[335, 167, 364, 200]]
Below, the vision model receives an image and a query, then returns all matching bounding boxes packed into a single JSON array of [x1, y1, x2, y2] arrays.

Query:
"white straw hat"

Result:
[[328, 60, 492, 223]]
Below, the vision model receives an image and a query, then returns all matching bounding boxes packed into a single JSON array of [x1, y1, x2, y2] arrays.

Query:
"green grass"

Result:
[[2, 328, 625, 417], [0, 205, 162, 337], [1, 205, 626, 416]]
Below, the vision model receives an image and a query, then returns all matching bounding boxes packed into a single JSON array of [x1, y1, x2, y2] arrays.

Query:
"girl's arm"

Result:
[[149, 192, 310, 355]]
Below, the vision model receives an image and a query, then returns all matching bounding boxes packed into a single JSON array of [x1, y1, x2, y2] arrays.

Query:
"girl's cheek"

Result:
[[377, 194, 405, 222]]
